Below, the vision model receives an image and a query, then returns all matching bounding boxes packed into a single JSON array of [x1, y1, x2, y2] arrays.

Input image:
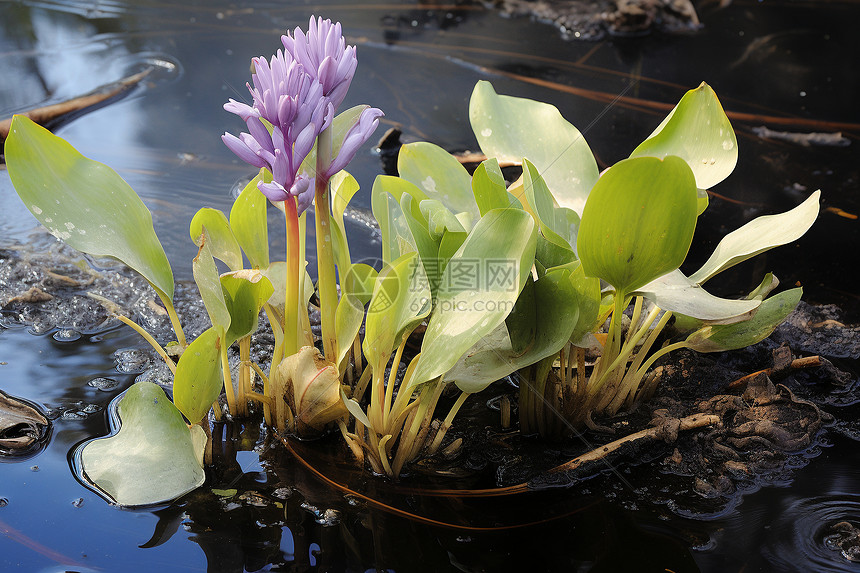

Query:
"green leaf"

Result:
[[472, 159, 511, 216], [447, 267, 580, 393], [6, 115, 174, 299], [261, 262, 314, 319], [80, 382, 206, 506], [563, 261, 602, 345], [363, 252, 432, 374], [192, 229, 231, 333], [342, 263, 378, 306], [577, 156, 698, 297], [689, 191, 821, 284], [229, 170, 270, 269], [331, 170, 361, 274], [631, 82, 738, 190], [633, 269, 761, 324], [335, 293, 365, 368], [419, 199, 467, 240], [685, 288, 802, 353], [410, 208, 537, 387], [397, 142, 479, 226], [190, 208, 243, 272], [220, 269, 274, 347], [522, 159, 577, 268], [173, 327, 223, 424], [371, 181, 418, 264], [399, 193, 442, 293], [469, 81, 599, 214]]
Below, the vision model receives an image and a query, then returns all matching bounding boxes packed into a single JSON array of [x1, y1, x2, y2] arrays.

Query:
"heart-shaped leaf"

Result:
[[80, 382, 206, 506]]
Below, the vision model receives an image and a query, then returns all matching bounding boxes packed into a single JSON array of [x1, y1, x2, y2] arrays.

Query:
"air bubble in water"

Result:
[[88, 377, 120, 391]]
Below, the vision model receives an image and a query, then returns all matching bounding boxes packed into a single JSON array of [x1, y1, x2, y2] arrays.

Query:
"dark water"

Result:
[[1, 0, 859, 571]]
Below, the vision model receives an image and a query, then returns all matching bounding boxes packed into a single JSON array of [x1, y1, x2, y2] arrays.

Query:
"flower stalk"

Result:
[[313, 126, 339, 361]]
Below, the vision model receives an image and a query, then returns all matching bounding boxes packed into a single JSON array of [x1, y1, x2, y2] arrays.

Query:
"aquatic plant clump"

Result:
[[4, 13, 820, 504]]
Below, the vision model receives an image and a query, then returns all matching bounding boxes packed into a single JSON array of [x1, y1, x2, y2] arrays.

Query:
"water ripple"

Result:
[[761, 494, 860, 571]]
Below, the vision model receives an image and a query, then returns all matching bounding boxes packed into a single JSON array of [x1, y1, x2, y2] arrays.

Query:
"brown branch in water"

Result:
[[0, 67, 152, 154], [542, 413, 721, 477], [727, 355, 823, 391]]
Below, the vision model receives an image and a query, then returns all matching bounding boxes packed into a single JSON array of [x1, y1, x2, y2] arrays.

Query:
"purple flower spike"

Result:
[[326, 106, 384, 177], [282, 16, 357, 111], [223, 50, 333, 215]]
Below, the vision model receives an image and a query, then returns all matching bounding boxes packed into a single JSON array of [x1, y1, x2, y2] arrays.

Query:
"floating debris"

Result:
[[0, 389, 49, 455], [752, 125, 851, 147]]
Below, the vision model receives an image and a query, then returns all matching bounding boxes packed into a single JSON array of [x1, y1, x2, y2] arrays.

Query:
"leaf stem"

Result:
[[113, 314, 176, 375], [154, 285, 187, 348], [220, 337, 236, 416]]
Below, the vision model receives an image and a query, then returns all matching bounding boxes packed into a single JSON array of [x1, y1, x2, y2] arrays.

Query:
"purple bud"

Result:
[[224, 99, 259, 122], [222, 133, 268, 168], [258, 180, 290, 203], [282, 16, 356, 111], [291, 175, 315, 215], [326, 107, 383, 176]]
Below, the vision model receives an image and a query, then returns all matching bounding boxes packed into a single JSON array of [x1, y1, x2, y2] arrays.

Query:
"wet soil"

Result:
[[489, 0, 701, 40]]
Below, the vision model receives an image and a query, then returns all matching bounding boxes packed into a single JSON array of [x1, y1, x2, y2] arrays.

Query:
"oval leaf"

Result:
[[229, 170, 270, 269], [634, 269, 761, 324], [190, 208, 243, 272], [685, 288, 802, 353], [689, 191, 821, 285], [631, 82, 738, 190], [410, 208, 537, 387], [221, 269, 274, 347], [397, 142, 479, 225], [469, 81, 599, 214], [577, 156, 698, 296], [447, 267, 580, 393], [192, 229, 231, 333], [173, 327, 223, 424]]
